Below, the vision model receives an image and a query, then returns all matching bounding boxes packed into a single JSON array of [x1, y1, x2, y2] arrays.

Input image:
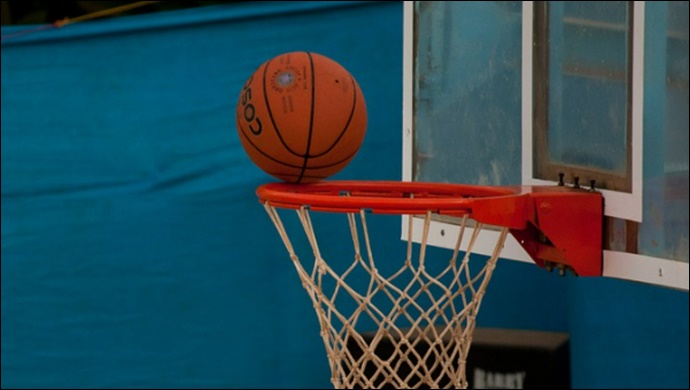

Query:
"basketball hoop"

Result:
[[257, 180, 602, 389]]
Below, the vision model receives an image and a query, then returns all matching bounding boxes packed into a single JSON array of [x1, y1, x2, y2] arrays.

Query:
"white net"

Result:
[[263, 204, 509, 389]]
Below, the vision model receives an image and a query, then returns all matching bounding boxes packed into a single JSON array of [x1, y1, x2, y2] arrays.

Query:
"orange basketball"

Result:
[[236, 51, 367, 183]]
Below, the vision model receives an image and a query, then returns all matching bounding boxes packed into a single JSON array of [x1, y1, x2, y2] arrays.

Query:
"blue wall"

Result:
[[1, 2, 687, 389]]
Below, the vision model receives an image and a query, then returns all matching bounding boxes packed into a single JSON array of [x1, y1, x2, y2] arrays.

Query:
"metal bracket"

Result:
[[473, 186, 604, 277]]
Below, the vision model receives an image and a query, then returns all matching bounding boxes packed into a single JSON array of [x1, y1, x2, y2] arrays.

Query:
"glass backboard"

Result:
[[402, 1, 688, 290]]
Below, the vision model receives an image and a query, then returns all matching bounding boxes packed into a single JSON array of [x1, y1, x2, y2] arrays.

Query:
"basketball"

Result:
[[235, 51, 367, 183]]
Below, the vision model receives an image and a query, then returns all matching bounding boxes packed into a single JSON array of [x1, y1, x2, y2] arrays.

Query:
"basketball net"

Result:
[[263, 203, 509, 389]]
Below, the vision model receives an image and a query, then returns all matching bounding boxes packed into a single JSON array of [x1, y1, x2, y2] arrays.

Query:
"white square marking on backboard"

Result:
[[521, 1, 644, 223]]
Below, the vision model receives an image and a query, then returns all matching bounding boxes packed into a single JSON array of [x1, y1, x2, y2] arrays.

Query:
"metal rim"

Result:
[[256, 180, 520, 215]]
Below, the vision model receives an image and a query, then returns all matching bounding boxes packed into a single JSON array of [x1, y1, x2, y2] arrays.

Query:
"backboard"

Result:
[[402, 1, 689, 290]]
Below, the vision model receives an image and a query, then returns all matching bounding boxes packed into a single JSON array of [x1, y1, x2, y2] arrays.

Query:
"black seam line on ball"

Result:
[[239, 119, 359, 169], [263, 55, 302, 157], [297, 52, 316, 183]]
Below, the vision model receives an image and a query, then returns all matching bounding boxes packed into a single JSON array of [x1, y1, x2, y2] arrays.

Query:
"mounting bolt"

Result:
[[557, 263, 567, 276]]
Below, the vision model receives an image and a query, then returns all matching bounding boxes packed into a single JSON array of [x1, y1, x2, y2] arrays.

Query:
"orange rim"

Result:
[[256, 180, 520, 216]]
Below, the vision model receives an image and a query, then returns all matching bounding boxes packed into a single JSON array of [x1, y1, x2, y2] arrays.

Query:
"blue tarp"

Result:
[[1, 2, 404, 388]]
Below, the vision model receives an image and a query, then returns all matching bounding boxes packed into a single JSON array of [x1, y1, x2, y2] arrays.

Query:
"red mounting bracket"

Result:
[[472, 186, 604, 277]]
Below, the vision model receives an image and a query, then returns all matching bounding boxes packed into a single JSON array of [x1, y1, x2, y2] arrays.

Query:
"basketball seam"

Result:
[[297, 52, 316, 183], [237, 118, 358, 169], [261, 56, 305, 158], [309, 74, 361, 158]]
